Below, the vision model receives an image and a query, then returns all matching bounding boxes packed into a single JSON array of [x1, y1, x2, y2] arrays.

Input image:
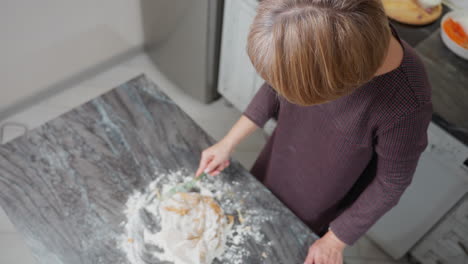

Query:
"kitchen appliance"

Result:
[[141, 0, 224, 103]]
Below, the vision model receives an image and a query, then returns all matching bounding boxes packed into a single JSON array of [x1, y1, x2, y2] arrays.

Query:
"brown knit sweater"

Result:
[[243, 33, 432, 245]]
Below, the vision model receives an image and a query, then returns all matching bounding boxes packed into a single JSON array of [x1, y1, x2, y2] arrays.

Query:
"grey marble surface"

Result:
[[0, 75, 318, 264]]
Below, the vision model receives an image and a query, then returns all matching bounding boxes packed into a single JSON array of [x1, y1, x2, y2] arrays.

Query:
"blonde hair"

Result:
[[247, 0, 391, 106]]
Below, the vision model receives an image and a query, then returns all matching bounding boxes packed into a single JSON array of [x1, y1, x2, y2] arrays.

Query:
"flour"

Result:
[[119, 170, 273, 264], [155, 192, 230, 264]]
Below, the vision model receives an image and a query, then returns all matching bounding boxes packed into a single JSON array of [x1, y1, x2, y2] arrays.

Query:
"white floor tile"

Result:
[[237, 130, 267, 153], [1, 103, 68, 144], [358, 236, 395, 260], [345, 260, 397, 264], [232, 150, 263, 171], [0, 233, 36, 264], [344, 242, 361, 258], [0, 123, 28, 145], [344, 235, 411, 264], [0, 207, 16, 233], [121, 53, 192, 106], [44, 64, 142, 110]]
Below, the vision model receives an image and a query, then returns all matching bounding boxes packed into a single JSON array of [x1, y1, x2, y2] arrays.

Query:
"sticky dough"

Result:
[[158, 192, 232, 264]]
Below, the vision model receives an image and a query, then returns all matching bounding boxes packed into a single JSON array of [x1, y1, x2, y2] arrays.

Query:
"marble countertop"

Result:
[[392, 5, 468, 146], [0, 75, 317, 264]]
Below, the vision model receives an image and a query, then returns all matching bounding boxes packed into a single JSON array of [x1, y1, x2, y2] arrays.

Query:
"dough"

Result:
[[158, 192, 232, 264]]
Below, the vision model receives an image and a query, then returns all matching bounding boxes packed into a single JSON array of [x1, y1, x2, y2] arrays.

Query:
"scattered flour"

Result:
[[119, 170, 273, 264], [152, 192, 231, 264]]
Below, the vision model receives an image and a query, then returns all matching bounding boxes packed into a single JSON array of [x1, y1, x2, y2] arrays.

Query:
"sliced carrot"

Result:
[[443, 18, 468, 48]]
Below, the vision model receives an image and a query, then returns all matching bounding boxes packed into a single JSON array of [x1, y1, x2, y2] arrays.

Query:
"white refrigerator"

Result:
[[141, 0, 224, 103]]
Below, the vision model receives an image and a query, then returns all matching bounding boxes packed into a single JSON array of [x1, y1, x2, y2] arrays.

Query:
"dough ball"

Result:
[[158, 192, 231, 264]]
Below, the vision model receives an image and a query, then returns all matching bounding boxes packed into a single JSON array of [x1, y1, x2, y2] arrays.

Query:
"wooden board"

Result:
[[0, 75, 318, 264], [383, 0, 443, 25]]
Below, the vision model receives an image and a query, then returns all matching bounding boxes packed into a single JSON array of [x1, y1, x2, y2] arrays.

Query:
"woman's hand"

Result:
[[195, 140, 233, 177], [304, 230, 346, 264]]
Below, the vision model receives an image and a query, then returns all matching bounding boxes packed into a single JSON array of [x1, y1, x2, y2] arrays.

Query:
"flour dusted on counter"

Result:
[[155, 192, 231, 264], [119, 170, 273, 264]]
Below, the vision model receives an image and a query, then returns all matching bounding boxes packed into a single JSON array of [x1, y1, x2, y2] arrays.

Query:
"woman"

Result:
[[196, 0, 432, 263]]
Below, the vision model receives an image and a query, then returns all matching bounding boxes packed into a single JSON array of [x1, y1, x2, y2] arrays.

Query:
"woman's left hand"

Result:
[[304, 230, 346, 264]]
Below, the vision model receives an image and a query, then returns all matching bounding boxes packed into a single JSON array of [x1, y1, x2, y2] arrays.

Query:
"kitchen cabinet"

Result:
[[217, 0, 264, 112]]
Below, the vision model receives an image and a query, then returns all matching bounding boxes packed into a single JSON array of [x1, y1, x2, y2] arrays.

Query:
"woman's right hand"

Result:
[[195, 140, 233, 177]]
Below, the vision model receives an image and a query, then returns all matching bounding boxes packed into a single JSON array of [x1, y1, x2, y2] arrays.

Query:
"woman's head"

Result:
[[247, 0, 391, 105]]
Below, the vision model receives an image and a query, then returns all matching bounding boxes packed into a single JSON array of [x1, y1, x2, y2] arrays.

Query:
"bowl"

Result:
[[440, 10, 468, 60]]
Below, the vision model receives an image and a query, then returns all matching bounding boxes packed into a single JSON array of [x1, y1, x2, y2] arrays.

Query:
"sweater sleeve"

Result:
[[243, 82, 280, 128], [329, 102, 432, 245]]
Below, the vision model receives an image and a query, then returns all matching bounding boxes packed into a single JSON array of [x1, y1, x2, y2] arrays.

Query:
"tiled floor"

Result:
[[344, 236, 412, 264], [0, 52, 411, 264]]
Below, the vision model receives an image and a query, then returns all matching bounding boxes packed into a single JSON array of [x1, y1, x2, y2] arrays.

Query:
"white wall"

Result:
[[0, 0, 145, 119], [1, 0, 144, 57]]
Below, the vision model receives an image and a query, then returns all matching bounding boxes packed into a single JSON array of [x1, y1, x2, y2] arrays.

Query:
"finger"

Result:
[[303, 255, 314, 264], [334, 252, 343, 264], [303, 257, 312, 264], [206, 159, 230, 176], [218, 160, 230, 171], [312, 254, 320, 264], [196, 153, 209, 176], [205, 158, 222, 175], [329, 252, 337, 264], [304, 248, 315, 264], [196, 153, 213, 177], [209, 164, 225, 176], [317, 255, 327, 264]]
